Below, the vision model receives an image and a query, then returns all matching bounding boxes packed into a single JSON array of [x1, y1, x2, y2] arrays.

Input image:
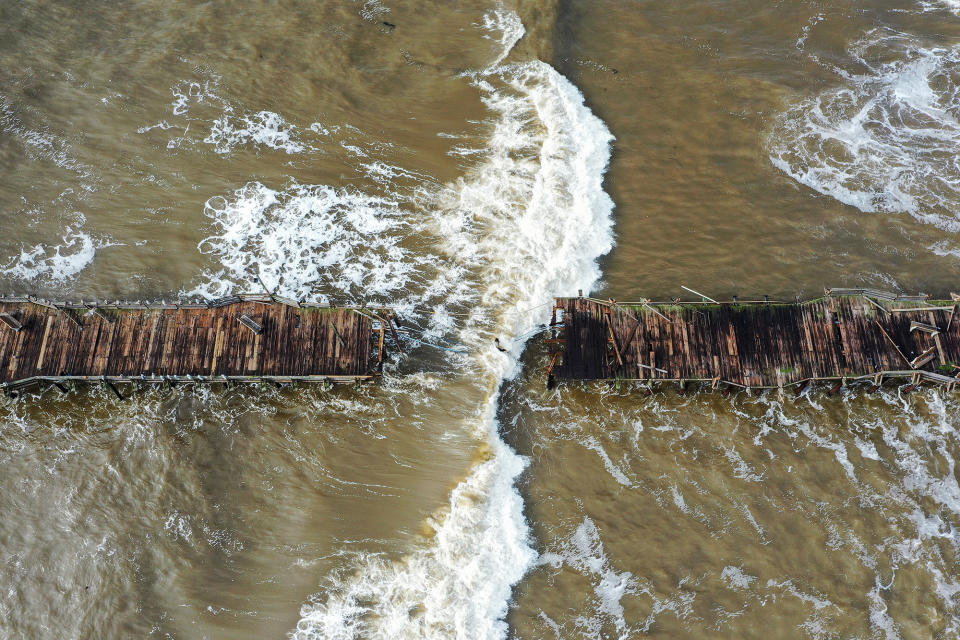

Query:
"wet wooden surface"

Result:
[[553, 295, 960, 387], [0, 300, 376, 383]]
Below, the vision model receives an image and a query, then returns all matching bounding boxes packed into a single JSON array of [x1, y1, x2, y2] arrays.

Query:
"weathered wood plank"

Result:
[[550, 293, 960, 389], [0, 299, 385, 387]]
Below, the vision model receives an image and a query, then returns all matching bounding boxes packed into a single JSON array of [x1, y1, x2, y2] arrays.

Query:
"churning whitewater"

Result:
[[289, 13, 615, 640], [770, 15, 960, 237]]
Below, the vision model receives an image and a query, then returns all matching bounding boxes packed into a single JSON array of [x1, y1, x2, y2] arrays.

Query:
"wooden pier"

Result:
[[547, 289, 960, 392], [0, 294, 395, 395]]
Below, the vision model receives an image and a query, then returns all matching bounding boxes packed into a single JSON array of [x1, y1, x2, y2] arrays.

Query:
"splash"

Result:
[[193, 181, 419, 302]]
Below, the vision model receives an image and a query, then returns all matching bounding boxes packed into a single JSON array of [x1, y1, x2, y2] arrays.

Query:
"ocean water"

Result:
[[1, 0, 959, 638]]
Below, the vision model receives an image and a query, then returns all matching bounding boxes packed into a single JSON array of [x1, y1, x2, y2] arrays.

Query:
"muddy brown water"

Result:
[[1, 0, 959, 638]]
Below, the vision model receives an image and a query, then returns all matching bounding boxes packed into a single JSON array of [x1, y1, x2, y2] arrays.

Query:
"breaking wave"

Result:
[[289, 10, 615, 640]]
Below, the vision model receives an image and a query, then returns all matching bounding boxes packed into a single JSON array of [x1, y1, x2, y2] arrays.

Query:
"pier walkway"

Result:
[[548, 289, 960, 392], [0, 294, 393, 393]]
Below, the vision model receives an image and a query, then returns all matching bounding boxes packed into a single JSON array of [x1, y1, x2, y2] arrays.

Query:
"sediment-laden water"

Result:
[[1, 1, 958, 638]]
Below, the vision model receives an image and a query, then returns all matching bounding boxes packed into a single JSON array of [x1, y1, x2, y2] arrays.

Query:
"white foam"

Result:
[[751, 390, 960, 633], [918, 0, 960, 14], [721, 566, 756, 590], [795, 13, 825, 51], [769, 30, 960, 233], [542, 517, 637, 637], [930, 240, 960, 259], [359, 0, 390, 22], [204, 110, 306, 154], [478, 9, 525, 72], [143, 78, 332, 156], [867, 584, 900, 640], [193, 182, 418, 301], [1, 229, 98, 283], [724, 447, 764, 482], [583, 436, 634, 487], [292, 10, 615, 639]]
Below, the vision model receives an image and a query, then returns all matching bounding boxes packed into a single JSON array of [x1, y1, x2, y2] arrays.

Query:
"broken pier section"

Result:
[[547, 289, 960, 393], [0, 294, 397, 396]]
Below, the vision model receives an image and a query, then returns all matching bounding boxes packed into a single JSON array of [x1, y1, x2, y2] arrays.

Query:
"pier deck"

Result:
[[0, 294, 392, 392], [548, 289, 960, 391]]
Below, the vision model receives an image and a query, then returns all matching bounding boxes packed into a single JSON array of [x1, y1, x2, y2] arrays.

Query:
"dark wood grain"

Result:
[[0, 300, 380, 384], [551, 295, 960, 388]]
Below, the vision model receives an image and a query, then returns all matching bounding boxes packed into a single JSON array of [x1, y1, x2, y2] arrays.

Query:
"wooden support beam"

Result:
[[0, 312, 22, 332], [910, 321, 940, 334], [875, 320, 912, 368], [104, 380, 124, 401], [238, 314, 263, 335], [377, 323, 386, 366], [910, 347, 937, 369], [605, 312, 624, 368], [330, 321, 346, 347], [934, 333, 947, 367], [545, 352, 560, 390], [640, 299, 672, 323], [57, 307, 84, 329], [620, 318, 642, 354], [862, 296, 888, 315], [386, 312, 405, 357]]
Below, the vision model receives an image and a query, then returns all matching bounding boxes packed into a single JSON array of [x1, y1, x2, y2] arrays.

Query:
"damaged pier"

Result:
[[0, 294, 396, 395], [547, 289, 960, 392]]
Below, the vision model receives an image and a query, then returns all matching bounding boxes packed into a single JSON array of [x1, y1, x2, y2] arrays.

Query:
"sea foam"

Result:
[[0, 229, 98, 284], [769, 29, 960, 234], [291, 10, 615, 639]]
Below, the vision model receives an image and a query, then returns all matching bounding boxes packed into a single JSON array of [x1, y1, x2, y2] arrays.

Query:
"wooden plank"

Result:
[[547, 295, 960, 388], [36, 315, 55, 371], [0, 312, 23, 332], [238, 314, 263, 335]]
